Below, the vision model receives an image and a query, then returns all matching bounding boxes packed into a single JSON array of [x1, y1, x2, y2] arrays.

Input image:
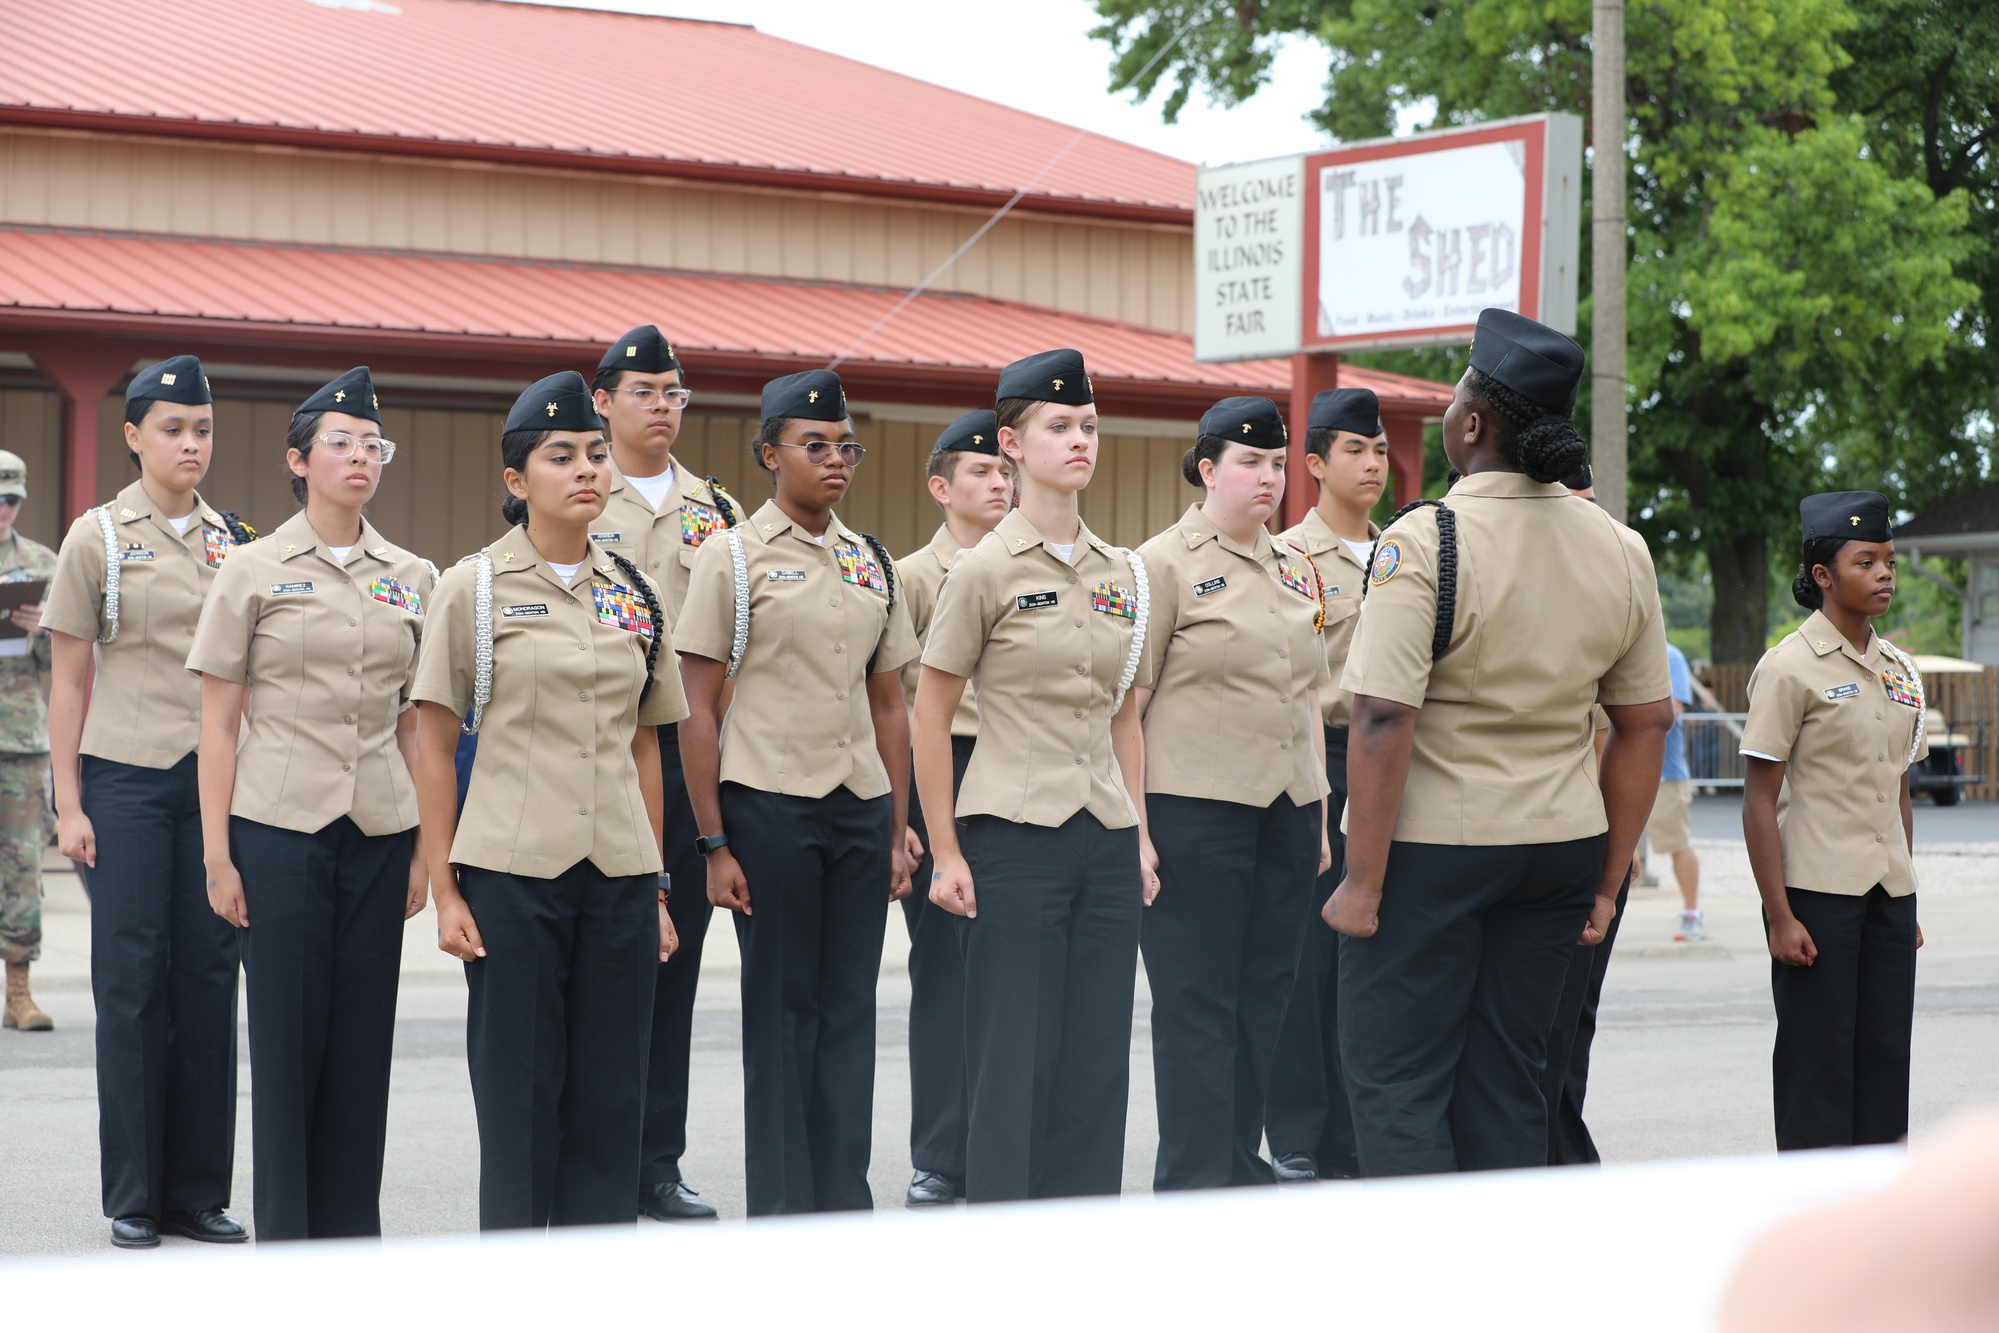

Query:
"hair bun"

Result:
[[1792, 563, 1823, 611], [1179, 446, 1203, 487], [1513, 415, 1589, 486], [501, 494, 528, 527]]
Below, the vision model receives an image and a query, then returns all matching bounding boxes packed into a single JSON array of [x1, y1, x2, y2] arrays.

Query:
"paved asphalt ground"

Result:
[[4, 793, 1997, 1256]]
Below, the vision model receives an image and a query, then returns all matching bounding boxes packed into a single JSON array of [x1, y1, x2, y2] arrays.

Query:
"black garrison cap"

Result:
[[933, 409, 1000, 456], [1309, 387, 1382, 437], [997, 349, 1092, 406], [598, 325, 681, 376], [1562, 461, 1594, 491], [296, 367, 380, 424], [1468, 308, 1585, 414], [761, 369, 847, 422], [126, 355, 211, 407], [505, 371, 601, 433], [1800, 491, 1892, 544], [1199, 396, 1287, 449]]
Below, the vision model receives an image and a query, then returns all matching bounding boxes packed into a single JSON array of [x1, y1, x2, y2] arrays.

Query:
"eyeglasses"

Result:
[[774, 441, 866, 465], [312, 432, 398, 463], [614, 387, 693, 411]]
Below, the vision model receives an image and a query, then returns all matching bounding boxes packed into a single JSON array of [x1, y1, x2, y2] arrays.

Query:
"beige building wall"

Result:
[[0, 129, 1195, 333]]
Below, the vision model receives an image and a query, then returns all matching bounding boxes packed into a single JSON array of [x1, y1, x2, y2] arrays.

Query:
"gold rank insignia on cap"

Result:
[[626, 345, 637, 357], [334, 390, 346, 403], [372, 394, 379, 409], [160, 372, 177, 386]]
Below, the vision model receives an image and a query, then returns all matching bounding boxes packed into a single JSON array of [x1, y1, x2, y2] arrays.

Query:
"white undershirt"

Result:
[[548, 560, 585, 585], [326, 545, 353, 565], [1048, 541, 1076, 563], [1343, 538, 1374, 566], [167, 512, 197, 536], [624, 464, 676, 512]]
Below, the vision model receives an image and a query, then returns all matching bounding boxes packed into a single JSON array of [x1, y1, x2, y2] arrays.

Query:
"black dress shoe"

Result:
[[905, 1170, 963, 1207], [160, 1209, 247, 1243], [111, 1216, 160, 1249], [639, 1181, 718, 1222], [1271, 1153, 1319, 1183]]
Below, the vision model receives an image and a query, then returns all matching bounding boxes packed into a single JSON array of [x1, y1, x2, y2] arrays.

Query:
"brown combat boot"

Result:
[[3, 960, 52, 1031]]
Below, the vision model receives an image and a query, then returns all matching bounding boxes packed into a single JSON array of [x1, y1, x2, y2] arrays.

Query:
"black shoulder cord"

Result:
[[705, 476, 741, 529], [218, 511, 257, 545], [605, 550, 664, 701], [858, 531, 898, 674], [1363, 498, 1459, 660]]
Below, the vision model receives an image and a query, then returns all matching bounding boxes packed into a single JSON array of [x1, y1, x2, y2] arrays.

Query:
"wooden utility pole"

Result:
[[1592, 0, 1628, 522]]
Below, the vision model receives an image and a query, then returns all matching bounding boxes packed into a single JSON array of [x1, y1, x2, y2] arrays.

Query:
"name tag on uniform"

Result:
[[1327, 585, 1340, 596], [1823, 683, 1862, 701], [768, 569, 808, 582], [270, 581, 315, 595], [1016, 591, 1059, 610], [1193, 576, 1228, 597], [118, 548, 155, 562], [589, 532, 625, 545], [502, 603, 549, 618]]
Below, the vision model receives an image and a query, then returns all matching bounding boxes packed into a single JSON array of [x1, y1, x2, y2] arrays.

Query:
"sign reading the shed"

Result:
[[1192, 156, 1305, 363], [1193, 114, 1582, 361]]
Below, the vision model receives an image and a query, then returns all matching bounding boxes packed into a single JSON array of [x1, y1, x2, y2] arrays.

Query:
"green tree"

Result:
[[1096, 0, 1984, 662]]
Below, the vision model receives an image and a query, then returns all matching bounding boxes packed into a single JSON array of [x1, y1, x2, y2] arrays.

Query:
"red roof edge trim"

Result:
[[0, 106, 1196, 228]]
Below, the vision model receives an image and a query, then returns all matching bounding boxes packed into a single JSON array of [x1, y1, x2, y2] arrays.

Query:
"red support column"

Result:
[[1384, 412, 1426, 510], [1284, 352, 1340, 529], [31, 339, 137, 525]]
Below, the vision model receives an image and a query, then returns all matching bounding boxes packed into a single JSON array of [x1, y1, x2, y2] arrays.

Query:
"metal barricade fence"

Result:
[[1681, 712, 1749, 789]]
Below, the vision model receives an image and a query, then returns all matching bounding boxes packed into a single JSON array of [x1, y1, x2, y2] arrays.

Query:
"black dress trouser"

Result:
[[639, 723, 717, 1187], [233, 816, 412, 1240], [1542, 868, 1631, 1165], [1770, 885, 1917, 1151], [1143, 792, 1319, 1190], [724, 781, 891, 1216], [83, 753, 239, 1222], [459, 861, 657, 1230], [959, 811, 1141, 1203], [901, 735, 975, 1179], [1265, 726, 1357, 1176], [1340, 836, 1604, 1177]]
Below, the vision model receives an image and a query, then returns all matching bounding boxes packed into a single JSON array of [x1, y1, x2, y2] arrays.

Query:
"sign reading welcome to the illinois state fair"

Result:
[[1194, 114, 1582, 362]]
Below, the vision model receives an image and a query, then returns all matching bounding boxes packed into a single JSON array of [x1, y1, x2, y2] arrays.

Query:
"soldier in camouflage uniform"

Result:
[[0, 450, 57, 1032]]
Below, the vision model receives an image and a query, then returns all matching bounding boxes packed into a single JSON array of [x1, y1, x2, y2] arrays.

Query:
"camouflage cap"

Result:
[[0, 451, 26, 501]]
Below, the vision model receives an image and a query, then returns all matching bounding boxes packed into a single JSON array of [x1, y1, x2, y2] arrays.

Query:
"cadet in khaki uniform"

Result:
[[411, 372, 686, 1231], [0, 451, 57, 1033], [1327, 310, 1674, 1176], [46, 357, 252, 1249], [894, 409, 1011, 1206], [1741, 491, 1926, 1151], [588, 324, 741, 1223], [915, 349, 1156, 1204], [1266, 386, 1387, 1183], [187, 368, 432, 1241], [676, 369, 918, 1217], [1132, 396, 1331, 1191]]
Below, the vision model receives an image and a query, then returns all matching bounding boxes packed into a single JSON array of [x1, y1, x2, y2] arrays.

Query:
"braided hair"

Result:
[[1464, 369, 1588, 485], [604, 550, 665, 702], [1362, 499, 1460, 659]]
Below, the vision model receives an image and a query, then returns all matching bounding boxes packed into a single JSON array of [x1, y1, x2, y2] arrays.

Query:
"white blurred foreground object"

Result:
[[8, 1150, 1904, 1331]]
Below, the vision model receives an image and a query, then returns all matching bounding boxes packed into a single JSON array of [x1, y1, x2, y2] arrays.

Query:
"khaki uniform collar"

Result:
[[995, 508, 1112, 559], [1177, 502, 1271, 562], [1448, 470, 1569, 500], [749, 499, 853, 549], [489, 521, 608, 581], [112, 480, 220, 542], [926, 523, 969, 570], [268, 511, 396, 567], [1294, 507, 1379, 568], [1800, 609, 1881, 668]]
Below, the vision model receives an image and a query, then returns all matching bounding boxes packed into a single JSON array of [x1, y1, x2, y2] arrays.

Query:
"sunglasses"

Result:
[[774, 441, 866, 465]]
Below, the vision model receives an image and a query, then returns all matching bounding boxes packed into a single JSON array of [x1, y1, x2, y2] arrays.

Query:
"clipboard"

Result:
[[0, 577, 48, 640]]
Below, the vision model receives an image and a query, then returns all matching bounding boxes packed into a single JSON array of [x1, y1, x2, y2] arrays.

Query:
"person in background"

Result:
[[894, 409, 1013, 1207], [1650, 641, 1702, 940], [0, 451, 56, 1033]]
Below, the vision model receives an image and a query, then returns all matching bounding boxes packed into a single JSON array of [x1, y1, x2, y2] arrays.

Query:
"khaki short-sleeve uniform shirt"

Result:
[[1342, 472, 1671, 846], [0, 532, 58, 755], [897, 525, 980, 740], [588, 463, 746, 629], [1137, 504, 1331, 807], [1740, 611, 1928, 897], [1277, 508, 1375, 729], [675, 501, 919, 801], [921, 509, 1152, 829], [43, 481, 243, 768], [410, 523, 688, 879], [186, 511, 431, 837]]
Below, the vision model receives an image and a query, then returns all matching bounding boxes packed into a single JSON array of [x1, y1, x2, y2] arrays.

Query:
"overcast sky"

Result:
[[521, 0, 1340, 166]]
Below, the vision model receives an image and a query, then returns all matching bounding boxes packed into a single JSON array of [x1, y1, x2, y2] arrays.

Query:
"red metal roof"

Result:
[[0, 0, 1197, 224], [0, 226, 1452, 415]]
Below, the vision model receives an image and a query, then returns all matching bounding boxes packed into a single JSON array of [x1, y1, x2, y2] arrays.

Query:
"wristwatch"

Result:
[[694, 833, 730, 856], [656, 873, 671, 904]]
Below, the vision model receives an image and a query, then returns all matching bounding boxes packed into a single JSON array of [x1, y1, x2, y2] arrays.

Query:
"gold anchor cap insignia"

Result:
[[972, 434, 984, 445], [1242, 423, 1253, 435], [1850, 516, 1861, 526], [546, 401, 558, 417], [1051, 378, 1064, 391], [808, 390, 820, 404], [334, 389, 345, 402]]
